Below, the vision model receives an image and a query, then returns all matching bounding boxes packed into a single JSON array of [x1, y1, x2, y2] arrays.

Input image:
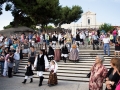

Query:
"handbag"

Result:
[[87, 72, 91, 78], [116, 80, 120, 90]]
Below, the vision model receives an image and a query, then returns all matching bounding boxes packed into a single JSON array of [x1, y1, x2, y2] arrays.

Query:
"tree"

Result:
[[0, 0, 6, 15], [99, 23, 114, 32], [3, 0, 60, 30], [3, 24, 12, 29], [54, 5, 83, 27]]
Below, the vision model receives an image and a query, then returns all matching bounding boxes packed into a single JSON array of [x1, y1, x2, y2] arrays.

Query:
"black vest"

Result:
[[36, 55, 45, 71]]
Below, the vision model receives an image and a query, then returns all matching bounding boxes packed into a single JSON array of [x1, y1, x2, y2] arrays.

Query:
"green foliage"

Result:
[[99, 23, 114, 32], [45, 25, 54, 29], [54, 5, 83, 27], [1, 0, 83, 30], [3, 24, 12, 29]]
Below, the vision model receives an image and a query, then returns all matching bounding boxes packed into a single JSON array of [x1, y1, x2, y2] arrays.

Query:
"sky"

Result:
[[0, 0, 120, 30]]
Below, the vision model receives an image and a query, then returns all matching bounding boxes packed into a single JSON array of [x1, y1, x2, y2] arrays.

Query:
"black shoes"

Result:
[[39, 76, 44, 86], [30, 78, 33, 83], [22, 79, 27, 84]]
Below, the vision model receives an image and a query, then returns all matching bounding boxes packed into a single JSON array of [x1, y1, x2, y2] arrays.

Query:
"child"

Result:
[[48, 60, 58, 87], [22, 61, 34, 84], [7, 52, 14, 78]]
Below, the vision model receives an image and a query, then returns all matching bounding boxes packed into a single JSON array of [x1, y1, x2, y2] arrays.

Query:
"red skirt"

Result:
[[54, 49, 61, 62]]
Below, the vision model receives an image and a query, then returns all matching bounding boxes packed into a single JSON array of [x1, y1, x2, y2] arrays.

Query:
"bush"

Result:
[[99, 23, 114, 33]]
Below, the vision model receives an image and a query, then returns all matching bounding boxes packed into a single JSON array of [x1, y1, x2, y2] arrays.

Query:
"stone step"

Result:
[[14, 73, 89, 82], [17, 70, 91, 74]]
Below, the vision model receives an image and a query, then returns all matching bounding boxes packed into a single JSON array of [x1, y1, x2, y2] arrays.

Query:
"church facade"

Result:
[[61, 11, 103, 29]]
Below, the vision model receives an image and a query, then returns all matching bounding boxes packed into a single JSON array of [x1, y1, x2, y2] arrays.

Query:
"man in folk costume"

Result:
[[34, 49, 49, 86], [61, 44, 69, 63]]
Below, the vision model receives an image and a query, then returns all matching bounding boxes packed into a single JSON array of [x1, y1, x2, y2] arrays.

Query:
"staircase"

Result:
[[13, 50, 114, 82]]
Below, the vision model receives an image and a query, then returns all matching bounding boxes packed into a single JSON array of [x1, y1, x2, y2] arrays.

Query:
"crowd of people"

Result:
[[0, 26, 120, 89]]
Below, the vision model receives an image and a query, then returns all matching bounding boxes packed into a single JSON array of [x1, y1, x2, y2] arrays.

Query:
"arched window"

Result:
[[88, 19, 90, 25]]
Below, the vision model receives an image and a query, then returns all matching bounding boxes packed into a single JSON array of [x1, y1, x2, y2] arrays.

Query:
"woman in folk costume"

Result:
[[54, 42, 61, 62], [69, 44, 79, 62], [28, 46, 36, 65], [48, 46, 54, 62], [34, 49, 49, 86], [42, 42, 48, 57], [64, 32, 72, 52], [61, 44, 69, 63], [48, 60, 58, 87], [22, 61, 34, 84]]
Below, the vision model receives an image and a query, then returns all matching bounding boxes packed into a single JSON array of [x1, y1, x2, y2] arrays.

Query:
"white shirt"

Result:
[[14, 52, 20, 60], [103, 38, 110, 43], [49, 65, 57, 73], [31, 40, 35, 46], [58, 34, 62, 41], [34, 54, 49, 69], [0, 36, 3, 42], [4, 41, 9, 47], [118, 30, 120, 36]]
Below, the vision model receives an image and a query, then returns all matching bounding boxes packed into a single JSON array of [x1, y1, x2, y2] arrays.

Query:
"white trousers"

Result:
[[3, 61, 8, 76], [25, 76, 33, 79], [37, 71, 43, 76]]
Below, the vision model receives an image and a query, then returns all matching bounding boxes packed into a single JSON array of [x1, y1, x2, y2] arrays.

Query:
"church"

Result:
[[61, 11, 104, 29]]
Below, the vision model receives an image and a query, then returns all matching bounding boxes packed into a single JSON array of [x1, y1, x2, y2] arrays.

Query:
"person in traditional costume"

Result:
[[52, 32, 58, 46], [69, 44, 79, 62], [28, 46, 36, 65], [61, 44, 69, 63], [34, 49, 49, 86], [48, 60, 58, 87], [64, 32, 72, 52], [75, 33, 80, 47], [54, 43, 61, 62], [22, 61, 34, 84], [48, 46, 54, 62]]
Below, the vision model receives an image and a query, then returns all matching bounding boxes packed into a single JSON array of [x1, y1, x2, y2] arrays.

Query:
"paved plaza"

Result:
[[0, 77, 106, 90]]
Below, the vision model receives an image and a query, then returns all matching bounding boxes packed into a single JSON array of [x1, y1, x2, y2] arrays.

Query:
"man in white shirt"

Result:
[[13, 49, 20, 74], [34, 49, 49, 86], [117, 27, 120, 36], [103, 34, 110, 56]]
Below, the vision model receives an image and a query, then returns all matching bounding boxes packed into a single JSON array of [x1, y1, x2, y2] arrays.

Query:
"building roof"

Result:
[[0, 26, 34, 33], [82, 11, 96, 15]]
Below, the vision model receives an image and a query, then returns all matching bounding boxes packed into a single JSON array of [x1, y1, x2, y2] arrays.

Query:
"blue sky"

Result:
[[0, 0, 120, 30]]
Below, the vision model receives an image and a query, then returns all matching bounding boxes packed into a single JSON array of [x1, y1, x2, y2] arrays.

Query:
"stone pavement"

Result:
[[0, 77, 106, 90]]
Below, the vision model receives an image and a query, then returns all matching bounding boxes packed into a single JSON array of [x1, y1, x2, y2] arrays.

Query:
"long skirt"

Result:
[[48, 71, 58, 85], [54, 49, 60, 62], [69, 49, 79, 61]]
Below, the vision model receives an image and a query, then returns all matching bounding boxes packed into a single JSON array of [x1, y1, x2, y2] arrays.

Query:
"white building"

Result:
[[61, 11, 104, 29]]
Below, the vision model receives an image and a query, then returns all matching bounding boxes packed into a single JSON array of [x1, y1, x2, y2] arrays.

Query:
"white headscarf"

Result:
[[53, 60, 58, 70]]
